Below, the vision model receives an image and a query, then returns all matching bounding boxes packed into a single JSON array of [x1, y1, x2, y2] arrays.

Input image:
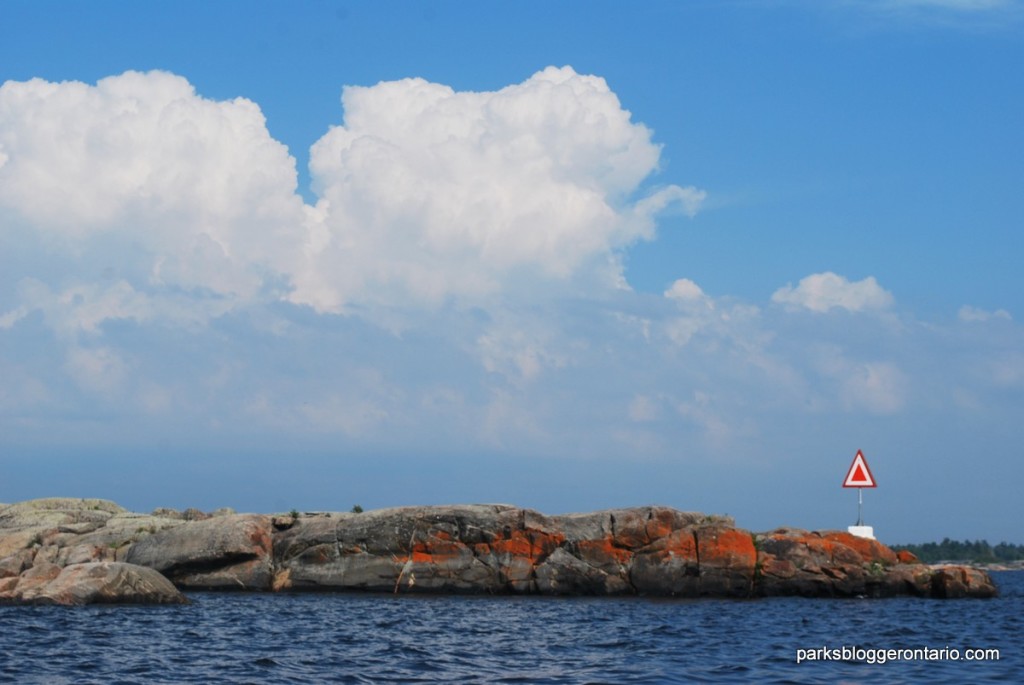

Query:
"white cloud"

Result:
[[48, 280, 151, 334], [294, 66, 704, 312], [663, 317, 707, 347], [3, 66, 1022, 476], [664, 278, 710, 303], [661, 279, 769, 351], [771, 272, 894, 313], [6, 277, 230, 339], [0, 70, 308, 307], [1, 68, 704, 335], [662, 278, 718, 346], [958, 305, 1012, 322]]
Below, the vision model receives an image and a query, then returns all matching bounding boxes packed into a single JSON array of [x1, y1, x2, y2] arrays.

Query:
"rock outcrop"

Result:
[[2, 562, 188, 605], [125, 514, 273, 590], [0, 498, 998, 605]]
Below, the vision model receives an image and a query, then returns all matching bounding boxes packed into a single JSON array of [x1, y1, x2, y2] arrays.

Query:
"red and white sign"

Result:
[[843, 449, 876, 488]]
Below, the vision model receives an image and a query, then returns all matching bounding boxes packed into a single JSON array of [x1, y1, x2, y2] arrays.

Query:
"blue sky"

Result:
[[1, 0, 1022, 543]]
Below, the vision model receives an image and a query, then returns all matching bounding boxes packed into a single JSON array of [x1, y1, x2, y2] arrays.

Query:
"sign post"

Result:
[[842, 449, 876, 539]]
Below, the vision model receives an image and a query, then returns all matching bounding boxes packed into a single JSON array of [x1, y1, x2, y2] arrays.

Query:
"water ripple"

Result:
[[0, 573, 1020, 683]]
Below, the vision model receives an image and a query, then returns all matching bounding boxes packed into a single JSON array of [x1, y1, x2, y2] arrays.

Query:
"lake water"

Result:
[[1, 572, 1020, 684]]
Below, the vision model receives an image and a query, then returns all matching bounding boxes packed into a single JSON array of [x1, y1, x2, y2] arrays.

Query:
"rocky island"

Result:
[[0, 498, 997, 605]]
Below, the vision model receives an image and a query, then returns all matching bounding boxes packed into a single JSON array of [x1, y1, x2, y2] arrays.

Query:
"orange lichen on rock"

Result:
[[799, 535, 853, 564], [694, 527, 756, 597], [697, 528, 756, 570], [759, 530, 896, 570], [609, 508, 686, 549], [576, 537, 633, 566], [643, 509, 678, 543], [410, 539, 465, 564], [821, 532, 898, 565], [489, 535, 533, 558], [490, 529, 565, 560], [896, 549, 920, 564], [640, 529, 698, 561], [0, 499, 1001, 601]]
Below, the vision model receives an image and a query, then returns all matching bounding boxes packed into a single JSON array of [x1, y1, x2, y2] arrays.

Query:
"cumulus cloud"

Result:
[[0, 66, 722, 456], [0, 71, 307, 307], [664, 278, 710, 304], [771, 272, 894, 313], [0, 67, 703, 330], [7, 65, 1022, 473], [295, 66, 705, 312], [660, 278, 772, 352]]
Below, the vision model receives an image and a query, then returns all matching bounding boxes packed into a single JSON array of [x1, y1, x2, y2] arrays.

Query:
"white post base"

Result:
[[848, 525, 875, 540]]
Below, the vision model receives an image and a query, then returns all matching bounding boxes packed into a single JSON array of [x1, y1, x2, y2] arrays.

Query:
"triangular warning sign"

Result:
[[843, 450, 876, 488]]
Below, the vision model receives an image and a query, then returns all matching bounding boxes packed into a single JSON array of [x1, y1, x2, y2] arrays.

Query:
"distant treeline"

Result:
[[895, 539, 1024, 563]]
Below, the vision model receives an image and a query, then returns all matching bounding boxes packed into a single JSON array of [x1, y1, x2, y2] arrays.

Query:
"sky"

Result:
[[1, 0, 1022, 544]]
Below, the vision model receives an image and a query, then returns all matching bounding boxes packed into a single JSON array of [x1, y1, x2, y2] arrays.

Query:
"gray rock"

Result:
[[877, 563, 933, 597], [0, 548, 37, 579], [535, 547, 625, 595], [0, 498, 1000, 602], [0, 498, 124, 531], [57, 522, 102, 535], [72, 514, 185, 551], [126, 514, 272, 590], [20, 562, 188, 605], [55, 543, 116, 567], [0, 562, 61, 602], [631, 530, 699, 596], [929, 565, 998, 599]]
